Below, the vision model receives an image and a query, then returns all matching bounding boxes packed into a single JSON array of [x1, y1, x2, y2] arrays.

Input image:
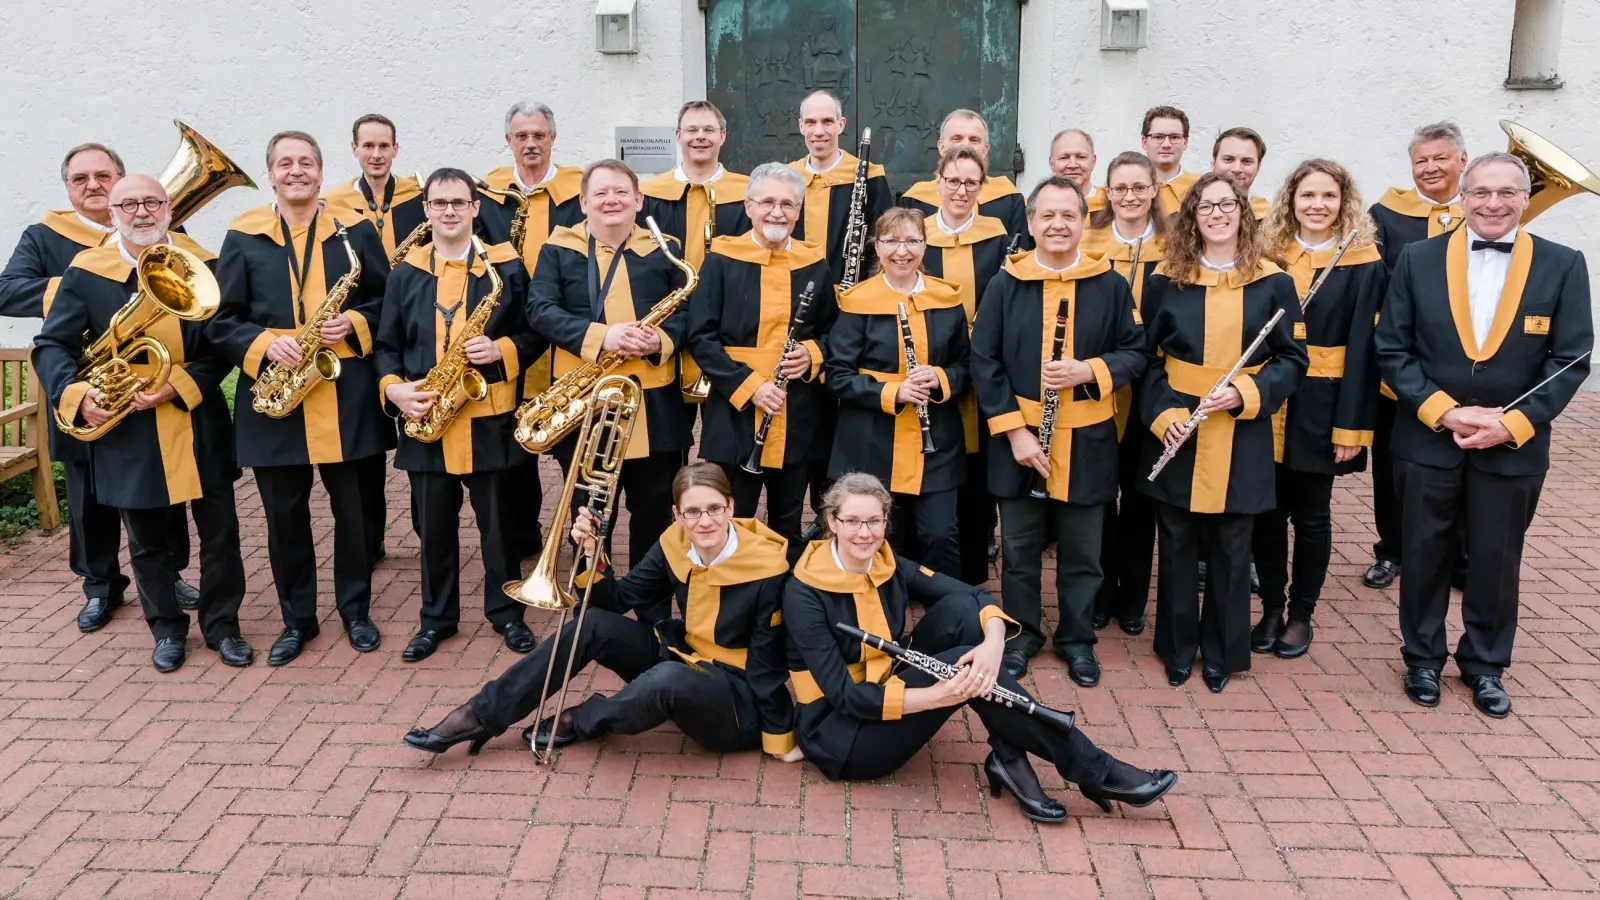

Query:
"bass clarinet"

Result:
[[897, 301, 936, 454], [834, 623, 1076, 736], [837, 128, 873, 289], [1029, 299, 1070, 499], [742, 280, 817, 474]]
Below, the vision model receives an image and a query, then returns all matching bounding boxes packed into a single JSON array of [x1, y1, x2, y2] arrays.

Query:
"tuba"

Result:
[[1502, 120, 1600, 223], [159, 120, 258, 229]]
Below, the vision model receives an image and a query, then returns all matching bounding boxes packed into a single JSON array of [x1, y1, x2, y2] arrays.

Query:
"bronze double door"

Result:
[[705, 0, 1023, 193]]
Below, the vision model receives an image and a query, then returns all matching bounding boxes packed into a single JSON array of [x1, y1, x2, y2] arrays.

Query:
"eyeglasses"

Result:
[[113, 198, 167, 214], [833, 516, 887, 532], [877, 237, 926, 250], [426, 199, 475, 212], [751, 198, 800, 214], [511, 130, 552, 143], [1144, 133, 1186, 145], [68, 173, 116, 188], [1196, 199, 1241, 215], [940, 176, 983, 193], [1108, 184, 1153, 198], [679, 126, 723, 137], [1465, 188, 1528, 202], [678, 504, 729, 522]]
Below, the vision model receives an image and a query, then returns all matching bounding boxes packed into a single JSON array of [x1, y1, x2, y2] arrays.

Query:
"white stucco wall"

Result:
[[3, 0, 1598, 351]]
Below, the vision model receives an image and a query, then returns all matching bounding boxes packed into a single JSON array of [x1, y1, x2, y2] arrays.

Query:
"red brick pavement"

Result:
[[3, 398, 1600, 898]]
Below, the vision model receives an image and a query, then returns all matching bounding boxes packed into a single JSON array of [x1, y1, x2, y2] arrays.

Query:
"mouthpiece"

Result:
[[644, 215, 667, 247]]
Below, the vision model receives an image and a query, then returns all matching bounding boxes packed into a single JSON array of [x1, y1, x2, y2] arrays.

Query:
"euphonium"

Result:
[[158, 120, 257, 229], [475, 178, 530, 254], [403, 237, 503, 443], [513, 216, 698, 453], [250, 223, 361, 418], [54, 245, 221, 441], [1500, 120, 1600, 223]]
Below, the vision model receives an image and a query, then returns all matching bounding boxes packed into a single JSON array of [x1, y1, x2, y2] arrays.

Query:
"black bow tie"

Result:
[[1472, 239, 1514, 253]]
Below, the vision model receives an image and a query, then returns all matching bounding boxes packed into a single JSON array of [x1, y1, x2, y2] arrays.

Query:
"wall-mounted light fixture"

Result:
[[1101, 0, 1149, 51], [596, 0, 639, 54]]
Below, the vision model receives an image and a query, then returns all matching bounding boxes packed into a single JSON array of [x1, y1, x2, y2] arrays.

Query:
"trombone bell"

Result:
[[1501, 119, 1600, 223]]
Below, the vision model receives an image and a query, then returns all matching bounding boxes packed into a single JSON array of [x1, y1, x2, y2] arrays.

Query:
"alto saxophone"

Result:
[[837, 127, 873, 289], [404, 237, 504, 443], [513, 216, 698, 453], [475, 178, 530, 254], [250, 222, 361, 418], [387, 221, 432, 268]]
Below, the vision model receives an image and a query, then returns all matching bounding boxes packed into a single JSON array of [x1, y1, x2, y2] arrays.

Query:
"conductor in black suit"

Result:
[[1375, 150, 1592, 718]]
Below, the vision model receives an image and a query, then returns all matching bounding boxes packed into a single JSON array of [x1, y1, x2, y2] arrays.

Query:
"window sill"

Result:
[[1504, 78, 1564, 91]]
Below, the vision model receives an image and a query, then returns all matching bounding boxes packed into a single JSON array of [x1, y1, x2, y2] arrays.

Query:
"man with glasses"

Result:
[[1140, 106, 1199, 215], [901, 109, 1029, 245], [687, 162, 835, 559], [1211, 127, 1270, 219], [1049, 128, 1105, 214], [377, 168, 541, 662], [1375, 151, 1592, 718], [1, 142, 200, 633], [33, 175, 250, 672]]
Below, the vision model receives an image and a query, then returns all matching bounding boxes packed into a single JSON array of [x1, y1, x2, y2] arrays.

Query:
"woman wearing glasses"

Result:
[[920, 146, 1015, 585], [1080, 151, 1172, 637], [1251, 160, 1387, 659], [827, 207, 971, 577], [1136, 173, 1307, 693], [404, 461, 802, 761], [783, 472, 1178, 821]]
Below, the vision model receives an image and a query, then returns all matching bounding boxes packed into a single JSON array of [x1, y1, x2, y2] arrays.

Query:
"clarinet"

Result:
[[742, 281, 818, 474], [1029, 299, 1071, 499], [897, 301, 937, 454], [835, 623, 1076, 736], [837, 128, 873, 289]]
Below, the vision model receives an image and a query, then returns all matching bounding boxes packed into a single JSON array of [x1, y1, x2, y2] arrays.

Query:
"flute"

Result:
[[834, 623, 1076, 736], [897, 302, 937, 454], [742, 281, 817, 474], [1029, 298, 1071, 499]]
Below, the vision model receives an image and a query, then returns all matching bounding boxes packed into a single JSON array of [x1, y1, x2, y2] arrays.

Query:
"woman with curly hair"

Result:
[[1250, 160, 1388, 657], [1135, 172, 1308, 693]]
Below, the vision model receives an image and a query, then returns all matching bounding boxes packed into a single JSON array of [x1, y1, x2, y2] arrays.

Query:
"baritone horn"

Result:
[[1501, 120, 1600, 223], [158, 120, 258, 229]]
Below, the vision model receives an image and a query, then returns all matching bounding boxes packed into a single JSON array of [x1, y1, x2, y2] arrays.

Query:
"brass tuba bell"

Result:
[[1501, 120, 1600, 223], [158, 120, 257, 229]]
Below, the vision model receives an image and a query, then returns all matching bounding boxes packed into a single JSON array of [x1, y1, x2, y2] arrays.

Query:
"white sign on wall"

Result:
[[615, 127, 676, 174]]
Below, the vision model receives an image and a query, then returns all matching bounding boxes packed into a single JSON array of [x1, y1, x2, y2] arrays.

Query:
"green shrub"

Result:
[[0, 461, 68, 546]]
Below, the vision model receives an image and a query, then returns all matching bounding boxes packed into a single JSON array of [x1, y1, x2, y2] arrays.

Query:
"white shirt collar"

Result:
[[884, 272, 926, 295], [936, 209, 976, 235], [1201, 254, 1237, 271], [1464, 226, 1517, 346], [1418, 189, 1460, 207], [114, 233, 172, 265], [515, 162, 559, 191], [76, 212, 115, 234], [1295, 233, 1337, 252], [1112, 220, 1154, 245], [830, 538, 873, 574], [1034, 251, 1082, 272], [675, 163, 725, 184], [687, 523, 739, 568], [1161, 169, 1189, 186], [806, 151, 845, 175], [1468, 225, 1519, 247], [751, 231, 792, 251], [434, 241, 474, 262]]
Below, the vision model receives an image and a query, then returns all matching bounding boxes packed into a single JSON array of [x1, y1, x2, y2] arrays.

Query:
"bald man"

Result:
[[1048, 129, 1106, 214], [33, 175, 249, 672], [787, 89, 895, 287], [900, 109, 1029, 245]]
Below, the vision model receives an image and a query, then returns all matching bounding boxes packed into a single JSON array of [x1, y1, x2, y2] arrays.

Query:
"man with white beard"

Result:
[[687, 163, 836, 558]]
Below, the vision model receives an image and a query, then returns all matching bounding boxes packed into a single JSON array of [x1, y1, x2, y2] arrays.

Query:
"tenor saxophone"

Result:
[[387, 221, 432, 268], [403, 236, 504, 443], [513, 216, 697, 453], [250, 222, 361, 418], [475, 179, 530, 254]]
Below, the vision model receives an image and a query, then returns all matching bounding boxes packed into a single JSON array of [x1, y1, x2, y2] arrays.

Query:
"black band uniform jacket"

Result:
[[323, 173, 427, 262], [33, 234, 234, 509], [826, 272, 970, 494], [1370, 188, 1465, 272], [1136, 260, 1308, 515], [922, 211, 1013, 452], [208, 206, 395, 468], [1081, 226, 1168, 441], [972, 252, 1147, 502], [1273, 240, 1386, 474], [686, 233, 835, 470], [376, 241, 542, 475], [781, 540, 1017, 780], [900, 177, 1029, 249], [526, 223, 691, 459], [1375, 228, 1592, 477], [786, 152, 895, 287]]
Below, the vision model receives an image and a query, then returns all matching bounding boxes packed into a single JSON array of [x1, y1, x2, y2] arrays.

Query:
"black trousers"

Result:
[[410, 470, 525, 633], [63, 456, 190, 601], [361, 451, 388, 564], [726, 460, 809, 563], [956, 448, 996, 586], [1371, 396, 1402, 564], [888, 488, 960, 578], [120, 482, 244, 644], [559, 450, 681, 574], [1154, 503, 1254, 675], [255, 458, 376, 630], [471, 608, 758, 752], [999, 498, 1105, 656], [505, 463, 546, 559], [1394, 459, 1542, 677], [1252, 466, 1335, 621], [832, 592, 1113, 786], [1095, 429, 1156, 623]]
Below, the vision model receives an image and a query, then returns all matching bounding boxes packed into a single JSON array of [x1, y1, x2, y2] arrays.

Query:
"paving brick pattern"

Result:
[[3, 398, 1600, 898]]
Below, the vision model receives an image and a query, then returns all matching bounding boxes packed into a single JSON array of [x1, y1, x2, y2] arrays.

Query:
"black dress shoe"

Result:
[[77, 596, 121, 633], [405, 704, 498, 755], [496, 620, 536, 654], [1001, 647, 1030, 678], [524, 707, 584, 753], [268, 625, 319, 667], [152, 636, 186, 673], [209, 635, 254, 667], [1403, 666, 1441, 707], [1118, 615, 1145, 636], [346, 619, 381, 653], [1203, 667, 1230, 693], [1462, 674, 1512, 718], [1166, 663, 1192, 687], [1251, 612, 1285, 654], [1061, 652, 1101, 688], [1362, 559, 1399, 589], [1091, 612, 1111, 630], [1082, 766, 1179, 812], [402, 627, 457, 662], [984, 752, 1067, 823], [174, 579, 200, 611], [1273, 618, 1313, 659], [987, 535, 1000, 563]]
